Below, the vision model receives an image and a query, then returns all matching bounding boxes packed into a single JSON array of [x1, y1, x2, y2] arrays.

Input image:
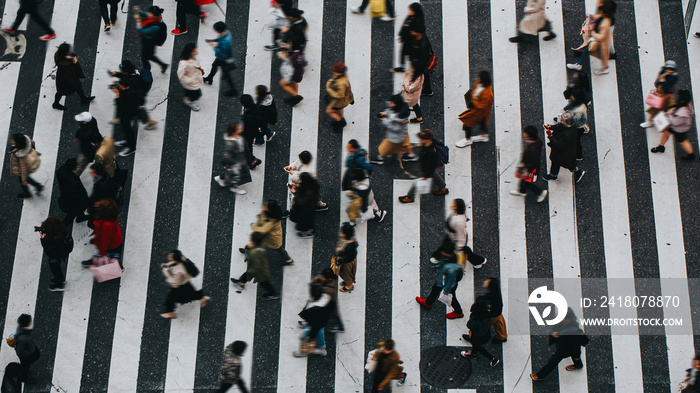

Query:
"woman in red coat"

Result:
[[82, 199, 124, 269]]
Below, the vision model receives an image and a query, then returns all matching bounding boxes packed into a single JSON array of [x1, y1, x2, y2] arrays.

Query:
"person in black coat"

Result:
[[240, 94, 264, 169], [52, 43, 94, 111], [406, 24, 433, 96], [56, 159, 89, 225], [2, 0, 55, 40], [460, 301, 500, 367], [531, 308, 586, 380], [112, 60, 146, 156], [510, 126, 547, 202], [74, 113, 101, 175], [542, 113, 585, 183], [282, 8, 307, 53], [399, 129, 448, 203], [1, 363, 22, 393], [393, 2, 424, 72], [14, 314, 40, 384], [290, 173, 319, 238], [39, 216, 72, 291], [88, 163, 120, 217]]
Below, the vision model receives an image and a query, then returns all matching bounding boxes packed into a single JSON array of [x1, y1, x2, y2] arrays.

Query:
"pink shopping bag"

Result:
[[89, 256, 122, 282]]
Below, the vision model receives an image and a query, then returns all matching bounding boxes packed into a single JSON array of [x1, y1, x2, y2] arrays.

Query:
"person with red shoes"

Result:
[[171, 0, 205, 36], [415, 248, 465, 319], [1, 0, 56, 40]]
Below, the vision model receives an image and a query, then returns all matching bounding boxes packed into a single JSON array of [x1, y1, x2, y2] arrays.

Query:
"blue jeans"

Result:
[[304, 327, 326, 349]]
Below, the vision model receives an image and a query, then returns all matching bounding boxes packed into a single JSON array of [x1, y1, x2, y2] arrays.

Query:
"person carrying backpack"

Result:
[[531, 307, 587, 380], [399, 129, 448, 203], [160, 250, 210, 319], [38, 216, 73, 291], [342, 139, 373, 191], [134, 5, 169, 73]]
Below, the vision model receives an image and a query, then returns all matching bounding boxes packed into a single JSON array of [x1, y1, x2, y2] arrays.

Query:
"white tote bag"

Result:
[[365, 349, 378, 373], [652, 111, 671, 132], [415, 178, 433, 195]]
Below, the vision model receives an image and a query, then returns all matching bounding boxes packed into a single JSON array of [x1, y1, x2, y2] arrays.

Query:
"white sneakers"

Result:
[[567, 63, 583, 70], [537, 190, 548, 203], [214, 176, 227, 187], [471, 135, 489, 143], [380, 15, 395, 21], [455, 138, 472, 148], [183, 98, 200, 111], [640, 121, 653, 128], [510, 190, 526, 197], [456, 135, 488, 148], [430, 257, 439, 264]]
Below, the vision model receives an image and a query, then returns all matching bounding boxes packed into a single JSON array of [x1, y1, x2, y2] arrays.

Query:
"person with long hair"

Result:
[[52, 43, 94, 111], [9, 133, 43, 199], [510, 126, 547, 202], [39, 216, 72, 291], [239, 200, 294, 265], [177, 42, 204, 111], [289, 172, 319, 238], [456, 71, 494, 147], [480, 278, 507, 343], [82, 198, 124, 269], [392, 2, 424, 72], [460, 301, 500, 368], [56, 158, 89, 224], [255, 85, 277, 141], [325, 62, 354, 132], [401, 64, 425, 123], [650, 89, 696, 160], [567, 0, 615, 75], [160, 250, 210, 319]]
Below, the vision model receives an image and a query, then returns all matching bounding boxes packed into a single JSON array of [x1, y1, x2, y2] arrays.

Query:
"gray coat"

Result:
[[381, 104, 410, 144]]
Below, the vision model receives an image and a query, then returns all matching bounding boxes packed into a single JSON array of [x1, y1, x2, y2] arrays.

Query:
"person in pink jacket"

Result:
[[401, 65, 425, 124], [177, 42, 204, 111]]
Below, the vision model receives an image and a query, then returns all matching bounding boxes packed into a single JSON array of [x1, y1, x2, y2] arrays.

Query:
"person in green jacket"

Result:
[[230, 232, 279, 300]]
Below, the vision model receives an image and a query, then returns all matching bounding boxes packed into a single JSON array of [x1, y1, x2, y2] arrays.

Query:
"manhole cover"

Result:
[[419, 346, 472, 388]]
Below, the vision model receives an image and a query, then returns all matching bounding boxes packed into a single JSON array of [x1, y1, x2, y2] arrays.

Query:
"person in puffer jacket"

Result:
[[370, 94, 417, 164], [9, 133, 43, 199], [218, 340, 249, 393], [650, 89, 696, 161], [177, 43, 204, 111]]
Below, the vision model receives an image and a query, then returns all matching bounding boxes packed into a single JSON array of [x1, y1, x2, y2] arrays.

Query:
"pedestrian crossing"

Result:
[[0, 0, 699, 391]]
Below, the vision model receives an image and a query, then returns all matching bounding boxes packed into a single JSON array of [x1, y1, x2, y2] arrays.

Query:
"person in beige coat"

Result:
[[94, 136, 117, 178], [567, 0, 615, 75], [401, 65, 425, 123], [325, 62, 354, 132], [160, 250, 210, 319], [509, 0, 555, 43], [177, 42, 205, 111], [239, 201, 294, 265]]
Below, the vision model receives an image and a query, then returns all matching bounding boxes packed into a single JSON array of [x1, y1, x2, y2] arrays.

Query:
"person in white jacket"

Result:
[[508, 0, 556, 43], [177, 42, 205, 111], [265, 0, 289, 51]]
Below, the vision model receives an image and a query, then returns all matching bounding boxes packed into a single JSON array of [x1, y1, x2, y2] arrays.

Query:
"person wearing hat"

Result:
[[398, 129, 448, 203], [134, 5, 169, 74], [640, 60, 679, 128], [370, 94, 417, 164], [325, 62, 354, 132], [541, 113, 585, 183], [74, 112, 101, 175], [566, 0, 615, 75], [1, 0, 56, 41]]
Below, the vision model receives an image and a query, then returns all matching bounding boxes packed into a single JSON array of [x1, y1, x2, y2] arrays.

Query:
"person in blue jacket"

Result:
[[204, 21, 238, 97], [133, 5, 168, 73], [415, 248, 465, 319]]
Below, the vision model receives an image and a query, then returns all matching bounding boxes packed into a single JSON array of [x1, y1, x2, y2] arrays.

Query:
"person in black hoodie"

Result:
[[39, 216, 72, 291], [1, 363, 22, 393], [392, 3, 424, 72], [111, 59, 146, 157], [542, 113, 585, 183], [88, 163, 120, 212], [399, 129, 448, 203], [531, 308, 586, 380], [460, 301, 500, 367], [74, 112, 101, 175], [240, 94, 264, 169], [56, 159, 89, 225], [14, 314, 40, 384], [406, 23, 433, 97], [510, 126, 547, 202]]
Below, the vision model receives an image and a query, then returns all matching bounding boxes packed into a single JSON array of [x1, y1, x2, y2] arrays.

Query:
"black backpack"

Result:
[[433, 140, 450, 167], [183, 259, 200, 278], [153, 21, 168, 46], [61, 234, 74, 256]]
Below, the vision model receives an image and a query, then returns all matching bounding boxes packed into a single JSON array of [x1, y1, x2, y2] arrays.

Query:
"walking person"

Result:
[[293, 282, 332, 357], [177, 43, 204, 111], [568, 89, 588, 160], [73, 112, 101, 175], [289, 173, 319, 238], [238, 200, 294, 266], [240, 94, 265, 168], [214, 122, 251, 195], [342, 139, 373, 191], [255, 85, 278, 140], [346, 168, 387, 224], [398, 129, 449, 203], [566, 0, 615, 75], [231, 232, 280, 300], [217, 341, 249, 393], [531, 308, 587, 380], [325, 62, 354, 132], [1, 0, 56, 40], [456, 71, 494, 147], [401, 65, 425, 123], [160, 250, 210, 319], [429, 198, 487, 269], [460, 301, 500, 367], [203, 22, 238, 96], [12, 314, 40, 384], [640, 60, 679, 128], [510, 126, 548, 202], [1, 363, 22, 393], [370, 339, 407, 392], [56, 159, 89, 225], [542, 113, 586, 182], [480, 278, 507, 343], [81, 198, 124, 269], [278, 48, 305, 106], [99, 0, 120, 32], [39, 216, 73, 291], [134, 5, 168, 73], [370, 94, 417, 164], [650, 89, 696, 160], [392, 3, 424, 72], [335, 223, 359, 292], [112, 60, 146, 156], [52, 43, 94, 111], [265, 0, 289, 51], [311, 269, 344, 333], [284, 151, 328, 211], [508, 0, 556, 43], [9, 133, 43, 199], [171, 0, 203, 35], [282, 8, 307, 52], [87, 164, 120, 207], [415, 247, 465, 319], [406, 23, 433, 97], [350, 0, 396, 21]]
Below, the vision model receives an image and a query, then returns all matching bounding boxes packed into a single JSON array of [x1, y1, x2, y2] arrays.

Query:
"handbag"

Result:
[[369, 0, 385, 18], [652, 111, 671, 132], [89, 256, 122, 283], [415, 178, 433, 195], [515, 166, 537, 183], [25, 149, 41, 173], [330, 255, 341, 275], [645, 90, 665, 109], [300, 337, 316, 354], [365, 349, 378, 373], [438, 291, 453, 307]]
